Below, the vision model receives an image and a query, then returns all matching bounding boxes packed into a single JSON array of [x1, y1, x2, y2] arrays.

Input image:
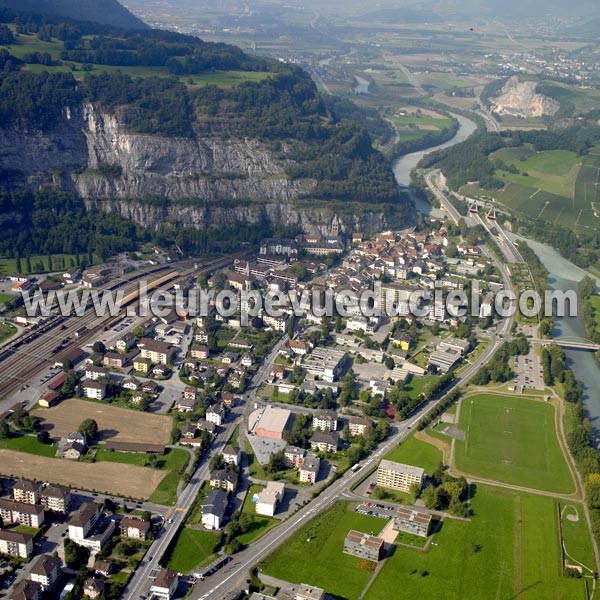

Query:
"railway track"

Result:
[[0, 254, 237, 401]]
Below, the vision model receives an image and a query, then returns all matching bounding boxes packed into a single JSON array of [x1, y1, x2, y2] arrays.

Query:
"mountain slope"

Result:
[[0, 0, 148, 30]]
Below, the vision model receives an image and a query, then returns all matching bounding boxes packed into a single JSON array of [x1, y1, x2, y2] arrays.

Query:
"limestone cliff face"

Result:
[[73, 104, 315, 202], [491, 76, 560, 118], [0, 103, 413, 234]]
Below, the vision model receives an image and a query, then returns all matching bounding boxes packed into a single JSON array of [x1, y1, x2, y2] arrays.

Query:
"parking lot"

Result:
[[513, 349, 544, 391]]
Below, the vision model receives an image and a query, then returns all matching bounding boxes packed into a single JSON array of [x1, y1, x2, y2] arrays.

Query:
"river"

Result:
[[513, 237, 600, 431], [392, 110, 600, 430]]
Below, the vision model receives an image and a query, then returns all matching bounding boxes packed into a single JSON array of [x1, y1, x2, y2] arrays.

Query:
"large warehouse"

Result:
[[250, 406, 294, 440]]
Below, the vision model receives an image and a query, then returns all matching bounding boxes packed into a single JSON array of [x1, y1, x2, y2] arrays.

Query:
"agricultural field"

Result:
[[454, 394, 575, 494], [364, 485, 590, 600], [384, 434, 443, 476], [164, 527, 221, 573], [260, 502, 387, 600], [0, 449, 166, 499], [466, 148, 600, 233], [5, 30, 271, 88], [32, 398, 172, 445], [390, 108, 455, 145], [96, 447, 189, 506]]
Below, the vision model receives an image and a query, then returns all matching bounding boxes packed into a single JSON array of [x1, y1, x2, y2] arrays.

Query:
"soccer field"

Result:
[[454, 395, 574, 494]]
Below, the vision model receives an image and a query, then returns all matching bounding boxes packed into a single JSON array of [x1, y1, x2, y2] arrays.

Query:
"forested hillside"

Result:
[[0, 8, 411, 259], [0, 0, 147, 30]]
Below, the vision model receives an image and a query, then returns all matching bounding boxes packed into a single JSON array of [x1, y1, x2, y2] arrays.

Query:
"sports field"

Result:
[[454, 394, 574, 494], [32, 398, 171, 445], [364, 485, 589, 600], [261, 502, 387, 600]]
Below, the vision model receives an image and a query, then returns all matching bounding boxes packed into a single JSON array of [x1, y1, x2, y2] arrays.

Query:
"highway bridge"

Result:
[[530, 337, 600, 351]]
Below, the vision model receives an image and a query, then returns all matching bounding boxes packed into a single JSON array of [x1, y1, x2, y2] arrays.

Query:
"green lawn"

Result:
[[0, 434, 58, 458], [0, 293, 14, 306], [0, 322, 17, 343], [384, 434, 442, 476], [364, 485, 589, 600], [260, 502, 387, 600], [164, 527, 221, 573], [239, 485, 283, 544], [454, 395, 574, 494], [405, 375, 438, 400], [96, 447, 188, 471]]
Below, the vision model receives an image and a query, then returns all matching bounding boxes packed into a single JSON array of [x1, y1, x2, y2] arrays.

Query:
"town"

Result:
[[0, 208, 547, 600]]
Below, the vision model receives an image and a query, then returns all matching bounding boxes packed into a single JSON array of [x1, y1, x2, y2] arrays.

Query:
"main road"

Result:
[[122, 334, 290, 600]]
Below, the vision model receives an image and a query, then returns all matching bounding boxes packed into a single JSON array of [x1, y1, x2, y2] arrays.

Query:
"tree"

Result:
[[92, 341, 106, 354], [140, 510, 152, 522], [0, 420, 9, 439], [384, 356, 395, 370], [37, 430, 51, 444], [78, 418, 98, 440]]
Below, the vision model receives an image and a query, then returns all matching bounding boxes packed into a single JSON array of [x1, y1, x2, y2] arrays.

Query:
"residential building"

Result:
[[310, 430, 340, 453], [133, 357, 152, 373], [41, 485, 72, 513], [0, 529, 33, 559], [393, 507, 433, 538], [202, 489, 228, 530], [85, 366, 110, 381], [28, 555, 61, 591], [93, 559, 113, 577], [83, 578, 105, 599], [209, 469, 238, 493], [256, 482, 285, 517], [174, 397, 196, 413], [82, 381, 107, 400], [0, 500, 44, 528], [348, 416, 372, 437], [9, 580, 42, 600], [284, 446, 306, 469], [299, 455, 320, 484], [287, 339, 309, 356], [262, 313, 289, 332], [260, 238, 298, 257], [312, 410, 338, 432], [376, 460, 424, 492], [13, 479, 43, 505], [120, 517, 151, 540], [67, 502, 100, 542], [137, 338, 175, 365], [150, 568, 179, 600], [222, 445, 241, 466], [343, 530, 384, 562], [103, 352, 128, 369], [116, 332, 135, 353], [206, 404, 225, 426]]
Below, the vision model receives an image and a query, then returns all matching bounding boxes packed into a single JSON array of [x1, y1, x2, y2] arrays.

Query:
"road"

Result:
[[424, 170, 464, 226], [122, 334, 289, 600]]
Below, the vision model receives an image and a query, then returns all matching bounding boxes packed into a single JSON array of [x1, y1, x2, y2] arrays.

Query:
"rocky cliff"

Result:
[[0, 103, 413, 235], [490, 76, 560, 118]]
